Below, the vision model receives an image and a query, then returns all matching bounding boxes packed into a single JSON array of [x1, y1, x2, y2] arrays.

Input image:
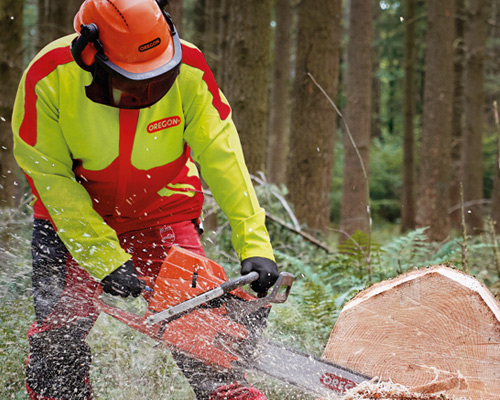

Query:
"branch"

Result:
[[266, 212, 334, 253], [488, 18, 500, 28], [307, 73, 368, 181], [251, 173, 302, 231], [448, 198, 492, 214], [307, 72, 373, 281]]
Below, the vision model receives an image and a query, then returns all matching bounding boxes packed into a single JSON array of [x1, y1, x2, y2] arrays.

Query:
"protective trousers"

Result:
[[26, 219, 245, 400]]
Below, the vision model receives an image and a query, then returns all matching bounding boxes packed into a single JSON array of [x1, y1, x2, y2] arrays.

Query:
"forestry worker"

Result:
[[11, 0, 278, 399]]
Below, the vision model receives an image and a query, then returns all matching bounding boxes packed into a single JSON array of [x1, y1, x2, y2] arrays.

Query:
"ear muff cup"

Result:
[[70, 23, 101, 72]]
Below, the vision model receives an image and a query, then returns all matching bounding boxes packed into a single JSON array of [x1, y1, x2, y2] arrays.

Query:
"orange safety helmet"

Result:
[[70, 0, 182, 109]]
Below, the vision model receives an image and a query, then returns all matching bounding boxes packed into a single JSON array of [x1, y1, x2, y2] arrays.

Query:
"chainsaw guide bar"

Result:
[[240, 339, 371, 398]]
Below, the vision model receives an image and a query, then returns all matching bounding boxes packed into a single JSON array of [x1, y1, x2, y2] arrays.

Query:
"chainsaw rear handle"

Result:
[[93, 276, 156, 335], [95, 275, 154, 297]]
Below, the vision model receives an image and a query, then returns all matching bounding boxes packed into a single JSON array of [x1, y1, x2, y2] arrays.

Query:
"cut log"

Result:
[[323, 265, 500, 399]]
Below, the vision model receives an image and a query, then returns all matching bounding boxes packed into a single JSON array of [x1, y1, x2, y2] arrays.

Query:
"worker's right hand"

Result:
[[241, 257, 279, 295], [101, 260, 144, 298]]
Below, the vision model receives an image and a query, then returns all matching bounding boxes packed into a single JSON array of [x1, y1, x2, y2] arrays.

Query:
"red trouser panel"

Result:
[[26, 384, 61, 400], [27, 219, 205, 400]]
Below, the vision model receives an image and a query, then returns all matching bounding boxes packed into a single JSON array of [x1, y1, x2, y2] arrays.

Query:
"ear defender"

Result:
[[70, 23, 104, 72]]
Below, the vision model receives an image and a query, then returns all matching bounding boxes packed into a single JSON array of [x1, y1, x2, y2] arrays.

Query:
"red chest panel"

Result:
[[44, 109, 203, 233]]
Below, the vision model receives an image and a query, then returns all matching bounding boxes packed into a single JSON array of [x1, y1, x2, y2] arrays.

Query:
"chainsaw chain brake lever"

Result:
[[146, 271, 294, 325]]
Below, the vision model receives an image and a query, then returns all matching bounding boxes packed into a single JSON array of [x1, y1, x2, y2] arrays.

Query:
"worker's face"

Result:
[[110, 77, 148, 108]]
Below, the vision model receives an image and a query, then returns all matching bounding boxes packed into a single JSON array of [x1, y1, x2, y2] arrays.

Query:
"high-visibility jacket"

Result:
[[12, 34, 274, 280]]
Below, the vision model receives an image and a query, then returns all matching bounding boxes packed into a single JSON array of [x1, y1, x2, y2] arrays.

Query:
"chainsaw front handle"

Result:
[[146, 271, 258, 325], [220, 271, 260, 293], [146, 271, 294, 325], [224, 272, 294, 320], [93, 272, 259, 327]]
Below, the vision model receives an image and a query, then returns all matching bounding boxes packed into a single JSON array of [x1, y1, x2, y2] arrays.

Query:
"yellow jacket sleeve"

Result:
[[180, 43, 274, 261], [12, 38, 131, 279]]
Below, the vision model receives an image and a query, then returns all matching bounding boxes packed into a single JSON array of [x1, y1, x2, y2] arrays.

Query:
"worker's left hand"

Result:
[[101, 260, 144, 298], [241, 257, 279, 295]]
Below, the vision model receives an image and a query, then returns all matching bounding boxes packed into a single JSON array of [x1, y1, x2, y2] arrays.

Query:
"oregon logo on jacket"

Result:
[[147, 116, 181, 133]]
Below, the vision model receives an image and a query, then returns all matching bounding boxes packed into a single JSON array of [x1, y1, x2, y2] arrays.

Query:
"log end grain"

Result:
[[323, 265, 500, 399]]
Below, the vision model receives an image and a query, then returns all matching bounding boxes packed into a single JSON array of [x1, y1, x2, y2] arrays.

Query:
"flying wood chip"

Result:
[[323, 265, 500, 399]]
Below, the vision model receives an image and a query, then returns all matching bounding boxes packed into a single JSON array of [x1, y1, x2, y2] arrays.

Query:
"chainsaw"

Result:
[[95, 246, 371, 398]]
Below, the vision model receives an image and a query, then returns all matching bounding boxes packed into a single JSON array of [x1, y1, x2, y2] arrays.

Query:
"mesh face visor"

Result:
[[83, 31, 182, 109]]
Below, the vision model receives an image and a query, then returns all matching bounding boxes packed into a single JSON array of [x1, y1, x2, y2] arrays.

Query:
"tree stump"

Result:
[[322, 265, 500, 399]]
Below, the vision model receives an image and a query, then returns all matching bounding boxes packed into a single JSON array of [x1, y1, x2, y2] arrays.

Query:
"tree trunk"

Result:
[[0, 0, 24, 207], [371, 1, 381, 140], [285, 0, 341, 234], [198, 0, 227, 82], [401, 0, 417, 232], [191, 0, 205, 51], [485, 0, 499, 128], [416, 0, 455, 242], [167, 0, 183, 36], [339, 0, 373, 238], [202, 0, 216, 64], [492, 130, 500, 233], [462, 0, 488, 235], [266, 0, 291, 185], [223, 0, 271, 174], [216, 0, 229, 87], [37, 0, 82, 50], [489, 0, 500, 232], [450, 0, 466, 229]]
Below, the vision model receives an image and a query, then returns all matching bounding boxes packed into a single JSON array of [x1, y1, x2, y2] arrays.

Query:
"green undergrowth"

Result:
[[2, 184, 500, 398]]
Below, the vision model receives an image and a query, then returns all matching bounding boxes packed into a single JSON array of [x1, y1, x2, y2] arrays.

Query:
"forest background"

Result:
[[1, 0, 500, 399]]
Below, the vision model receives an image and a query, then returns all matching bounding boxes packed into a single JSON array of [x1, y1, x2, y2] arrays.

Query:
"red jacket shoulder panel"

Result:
[[181, 44, 230, 120], [20, 46, 74, 147]]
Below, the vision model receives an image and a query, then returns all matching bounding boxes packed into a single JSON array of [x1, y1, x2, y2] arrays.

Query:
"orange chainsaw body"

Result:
[[95, 246, 257, 370], [146, 246, 256, 315]]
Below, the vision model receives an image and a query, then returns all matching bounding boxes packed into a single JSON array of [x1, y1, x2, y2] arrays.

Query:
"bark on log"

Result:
[[323, 265, 500, 399]]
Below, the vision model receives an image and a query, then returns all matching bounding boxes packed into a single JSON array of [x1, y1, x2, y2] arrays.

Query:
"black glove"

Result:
[[241, 257, 279, 294], [101, 260, 144, 298]]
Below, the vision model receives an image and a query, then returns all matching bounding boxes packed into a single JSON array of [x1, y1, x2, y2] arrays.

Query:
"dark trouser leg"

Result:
[[26, 219, 99, 400], [26, 321, 94, 400]]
